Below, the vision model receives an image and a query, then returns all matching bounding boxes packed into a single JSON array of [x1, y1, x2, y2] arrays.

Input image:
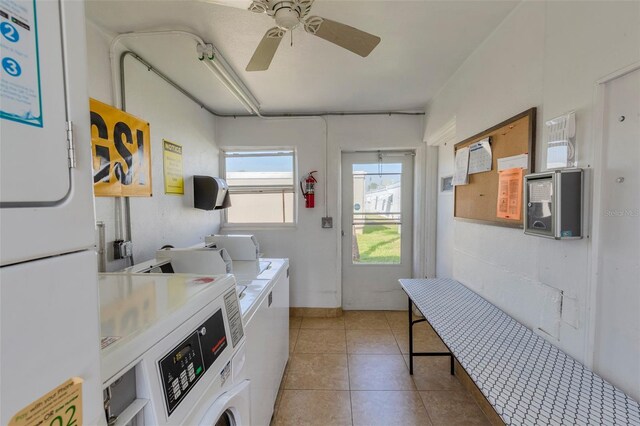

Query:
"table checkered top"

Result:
[[399, 278, 640, 426]]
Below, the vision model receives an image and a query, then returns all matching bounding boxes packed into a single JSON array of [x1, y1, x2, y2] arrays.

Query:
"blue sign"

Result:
[[2, 57, 21, 76], [0, 22, 19, 42]]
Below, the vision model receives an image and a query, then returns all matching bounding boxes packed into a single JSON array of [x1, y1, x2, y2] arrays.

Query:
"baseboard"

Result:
[[454, 359, 505, 426], [289, 307, 343, 318]]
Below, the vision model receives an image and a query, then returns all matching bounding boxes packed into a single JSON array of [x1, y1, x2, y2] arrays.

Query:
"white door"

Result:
[[341, 151, 413, 310], [592, 67, 640, 401]]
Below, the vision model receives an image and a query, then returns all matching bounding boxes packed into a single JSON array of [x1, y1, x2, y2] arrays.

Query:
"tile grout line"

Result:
[[417, 390, 436, 426], [345, 325, 355, 426], [291, 325, 298, 353], [278, 317, 298, 424]]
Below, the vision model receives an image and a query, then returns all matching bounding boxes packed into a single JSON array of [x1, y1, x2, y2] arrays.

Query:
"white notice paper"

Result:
[[0, 0, 42, 127], [497, 153, 528, 171], [468, 138, 492, 174], [453, 147, 470, 186]]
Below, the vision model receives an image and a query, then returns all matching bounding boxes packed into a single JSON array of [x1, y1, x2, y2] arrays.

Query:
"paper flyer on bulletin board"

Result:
[[90, 98, 152, 197], [496, 168, 523, 220], [453, 146, 470, 186], [468, 137, 492, 174], [0, 0, 43, 127], [163, 139, 184, 195]]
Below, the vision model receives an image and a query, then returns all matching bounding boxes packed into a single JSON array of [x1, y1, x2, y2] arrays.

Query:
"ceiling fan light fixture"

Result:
[[274, 7, 300, 30]]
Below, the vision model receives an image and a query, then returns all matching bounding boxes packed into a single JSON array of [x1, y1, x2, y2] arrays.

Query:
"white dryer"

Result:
[[100, 273, 250, 425]]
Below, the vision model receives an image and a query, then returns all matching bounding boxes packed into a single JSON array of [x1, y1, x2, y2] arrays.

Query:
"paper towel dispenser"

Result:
[[194, 176, 231, 210]]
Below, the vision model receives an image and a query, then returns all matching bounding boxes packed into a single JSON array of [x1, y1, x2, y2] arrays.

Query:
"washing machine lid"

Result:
[[255, 258, 287, 281], [99, 273, 235, 357], [230, 260, 271, 280]]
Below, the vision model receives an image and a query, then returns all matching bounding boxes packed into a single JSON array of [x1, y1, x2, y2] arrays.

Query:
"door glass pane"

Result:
[[352, 163, 402, 264]]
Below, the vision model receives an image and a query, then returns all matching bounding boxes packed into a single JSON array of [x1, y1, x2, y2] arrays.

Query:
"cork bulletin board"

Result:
[[454, 108, 537, 228]]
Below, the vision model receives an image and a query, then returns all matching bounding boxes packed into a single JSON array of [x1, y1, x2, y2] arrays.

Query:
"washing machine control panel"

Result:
[[158, 309, 228, 415]]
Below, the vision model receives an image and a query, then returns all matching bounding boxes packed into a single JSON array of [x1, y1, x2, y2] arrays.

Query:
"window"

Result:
[[223, 149, 295, 225]]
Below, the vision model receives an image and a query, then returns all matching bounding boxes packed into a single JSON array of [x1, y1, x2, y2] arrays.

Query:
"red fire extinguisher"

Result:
[[300, 171, 318, 208]]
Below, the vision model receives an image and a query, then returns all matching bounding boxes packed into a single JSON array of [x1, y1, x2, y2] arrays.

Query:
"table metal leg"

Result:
[[408, 296, 413, 375], [406, 294, 455, 376]]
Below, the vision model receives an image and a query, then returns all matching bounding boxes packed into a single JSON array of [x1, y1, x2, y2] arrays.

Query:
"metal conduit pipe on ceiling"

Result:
[[120, 50, 425, 118], [109, 30, 260, 114], [112, 30, 426, 118]]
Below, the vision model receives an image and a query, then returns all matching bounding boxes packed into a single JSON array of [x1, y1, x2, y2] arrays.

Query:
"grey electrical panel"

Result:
[[524, 169, 583, 239]]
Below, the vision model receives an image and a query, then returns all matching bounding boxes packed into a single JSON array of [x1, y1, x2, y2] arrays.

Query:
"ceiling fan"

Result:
[[206, 0, 381, 71]]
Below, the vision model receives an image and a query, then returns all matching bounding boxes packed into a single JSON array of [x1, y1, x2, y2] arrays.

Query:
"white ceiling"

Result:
[[86, 0, 519, 114]]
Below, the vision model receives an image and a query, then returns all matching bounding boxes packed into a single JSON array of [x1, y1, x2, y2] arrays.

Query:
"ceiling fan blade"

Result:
[[298, 0, 314, 19], [246, 27, 285, 71], [304, 16, 381, 57]]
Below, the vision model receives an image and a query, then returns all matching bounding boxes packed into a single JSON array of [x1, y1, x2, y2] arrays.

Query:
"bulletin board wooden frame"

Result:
[[454, 108, 536, 228]]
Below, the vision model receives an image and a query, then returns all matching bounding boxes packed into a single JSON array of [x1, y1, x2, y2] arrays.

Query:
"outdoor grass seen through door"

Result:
[[352, 218, 401, 264]]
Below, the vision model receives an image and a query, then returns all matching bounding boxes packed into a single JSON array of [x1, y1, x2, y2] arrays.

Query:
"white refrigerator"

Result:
[[0, 0, 103, 424]]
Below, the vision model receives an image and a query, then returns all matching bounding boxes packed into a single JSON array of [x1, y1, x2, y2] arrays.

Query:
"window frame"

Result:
[[220, 147, 298, 229]]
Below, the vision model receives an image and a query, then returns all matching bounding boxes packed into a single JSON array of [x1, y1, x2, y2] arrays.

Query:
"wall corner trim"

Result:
[[425, 116, 456, 147]]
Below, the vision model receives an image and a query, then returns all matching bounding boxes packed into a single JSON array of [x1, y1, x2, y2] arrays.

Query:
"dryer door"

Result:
[[0, 0, 69, 203], [214, 410, 234, 426], [199, 380, 251, 426], [1, 0, 96, 265]]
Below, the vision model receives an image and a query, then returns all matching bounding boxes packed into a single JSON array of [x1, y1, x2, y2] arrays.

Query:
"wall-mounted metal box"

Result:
[[524, 169, 583, 239]]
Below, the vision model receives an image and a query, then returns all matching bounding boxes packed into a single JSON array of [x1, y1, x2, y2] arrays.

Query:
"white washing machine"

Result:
[[100, 273, 250, 425]]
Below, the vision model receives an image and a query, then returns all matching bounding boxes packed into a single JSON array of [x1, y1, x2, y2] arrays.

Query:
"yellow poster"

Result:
[[497, 168, 524, 220], [90, 98, 152, 197], [163, 140, 184, 195], [9, 378, 83, 426]]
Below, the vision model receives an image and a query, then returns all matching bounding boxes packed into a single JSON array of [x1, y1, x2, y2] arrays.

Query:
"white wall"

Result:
[[435, 146, 454, 279], [424, 0, 640, 396], [86, 22, 222, 271], [216, 115, 425, 308]]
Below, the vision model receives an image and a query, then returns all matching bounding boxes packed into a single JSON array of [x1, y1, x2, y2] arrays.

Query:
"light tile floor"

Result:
[[271, 311, 492, 426]]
